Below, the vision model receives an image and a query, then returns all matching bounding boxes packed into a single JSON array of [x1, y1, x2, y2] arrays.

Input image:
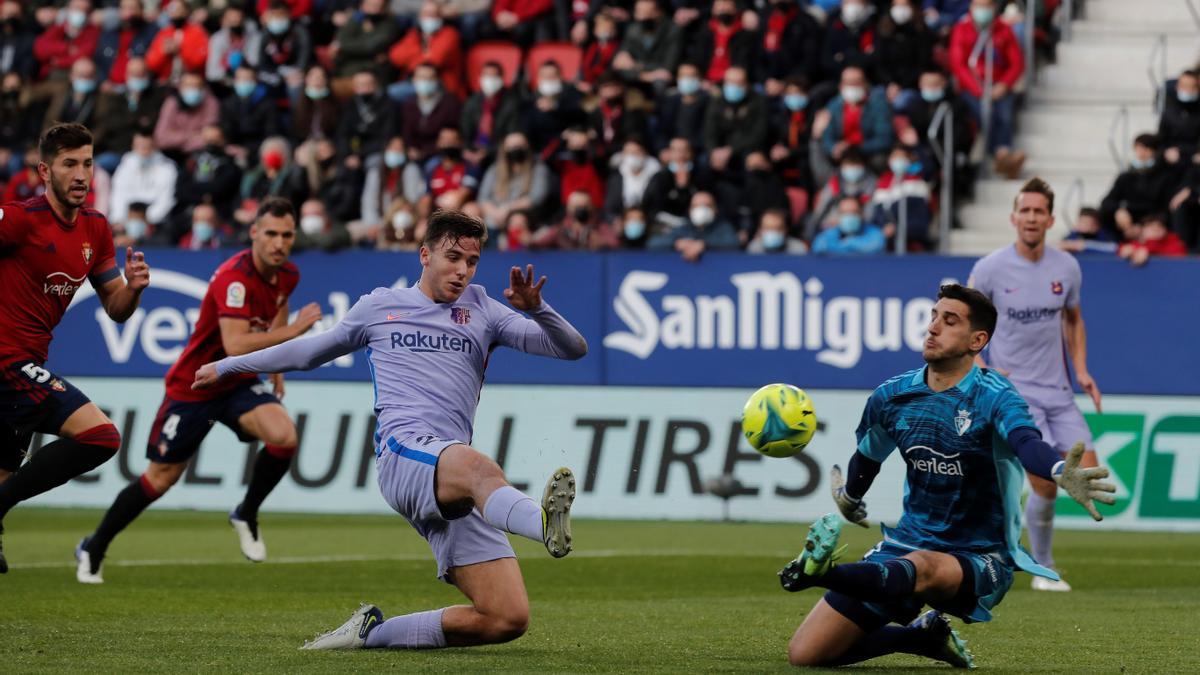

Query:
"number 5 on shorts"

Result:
[[21, 363, 51, 383]]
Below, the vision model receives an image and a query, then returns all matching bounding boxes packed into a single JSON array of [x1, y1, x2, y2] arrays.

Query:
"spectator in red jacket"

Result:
[[488, 0, 555, 48], [32, 0, 101, 81], [389, 1, 466, 101], [948, 0, 1024, 178], [145, 1, 209, 83], [1119, 213, 1189, 265], [256, 0, 312, 21], [579, 11, 620, 94]]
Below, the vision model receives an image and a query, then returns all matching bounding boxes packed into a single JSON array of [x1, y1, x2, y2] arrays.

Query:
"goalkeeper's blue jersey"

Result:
[[856, 365, 1055, 578]]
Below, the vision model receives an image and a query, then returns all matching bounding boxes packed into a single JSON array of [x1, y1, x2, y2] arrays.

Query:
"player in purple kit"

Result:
[[968, 178, 1102, 592], [193, 211, 586, 651]]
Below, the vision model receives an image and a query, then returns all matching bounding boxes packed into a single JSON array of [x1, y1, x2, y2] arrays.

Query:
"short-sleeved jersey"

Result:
[[0, 196, 119, 365], [164, 250, 299, 401], [856, 365, 1054, 577], [333, 284, 560, 447], [968, 245, 1082, 397]]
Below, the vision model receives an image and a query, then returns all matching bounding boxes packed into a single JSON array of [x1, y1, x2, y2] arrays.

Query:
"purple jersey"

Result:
[[968, 245, 1082, 399], [214, 284, 587, 447]]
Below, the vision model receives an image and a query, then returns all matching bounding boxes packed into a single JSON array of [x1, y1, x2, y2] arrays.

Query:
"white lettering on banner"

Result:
[[605, 270, 937, 368], [1154, 433, 1200, 501]]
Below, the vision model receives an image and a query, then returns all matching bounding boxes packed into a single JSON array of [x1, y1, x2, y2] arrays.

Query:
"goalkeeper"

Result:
[[776, 284, 1115, 669]]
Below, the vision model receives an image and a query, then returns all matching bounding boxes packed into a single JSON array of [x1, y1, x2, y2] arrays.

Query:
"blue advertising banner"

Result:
[[50, 250, 1197, 395]]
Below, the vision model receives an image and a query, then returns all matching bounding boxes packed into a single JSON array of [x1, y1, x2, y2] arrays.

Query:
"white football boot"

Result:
[[1031, 575, 1072, 592], [229, 508, 266, 562], [74, 537, 104, 584], [300, 604, 384, 650]]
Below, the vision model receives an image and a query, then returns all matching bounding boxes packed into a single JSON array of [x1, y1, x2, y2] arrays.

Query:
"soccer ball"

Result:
[[741, 383, 817, 458]]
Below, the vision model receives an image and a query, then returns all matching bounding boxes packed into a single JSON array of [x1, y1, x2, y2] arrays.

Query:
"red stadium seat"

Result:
[[466, 41, 523, 93], [526, 42, 583, 88]]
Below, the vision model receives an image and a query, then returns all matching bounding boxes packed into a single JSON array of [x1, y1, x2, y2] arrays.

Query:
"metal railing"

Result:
[[928, 101, 955, 253], [1061, 177, 1086, 228], [1107, 105, 1130, 170], [1185, 0, 1200, 31], [968, 28, 995, 173], [1148, 34, 1169, 115], [1023, 0, 1037, 85]]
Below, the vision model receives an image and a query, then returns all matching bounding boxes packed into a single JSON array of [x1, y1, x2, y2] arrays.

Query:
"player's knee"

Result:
[[787, 637, 832, 668], [260, 426, 298, 450], [483, 609, 529, 643], [144, 463, 185, 494], [74, 423, 121, 456]]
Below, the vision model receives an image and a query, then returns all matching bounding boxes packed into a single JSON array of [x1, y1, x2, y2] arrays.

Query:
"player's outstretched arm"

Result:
[[192, 322, 359, 390], [1052, 442, 1118, 521], [497, 264, 588, 360], [95, 248, 151, 322], [830, 451, 879, 528], [219, 302, 323, 356]]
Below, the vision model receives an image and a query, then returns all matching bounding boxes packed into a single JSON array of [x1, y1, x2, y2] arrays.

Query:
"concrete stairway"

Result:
[[949, 0, 1200, 255]]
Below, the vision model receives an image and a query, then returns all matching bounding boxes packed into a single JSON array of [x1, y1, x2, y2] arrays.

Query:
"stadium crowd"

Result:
[[5, 0, 1165, 261]]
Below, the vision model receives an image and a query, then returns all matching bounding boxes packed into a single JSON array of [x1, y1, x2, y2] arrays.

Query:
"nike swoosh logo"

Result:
[[1003, 288, 1018, 293], [386, 313, 406, 321]]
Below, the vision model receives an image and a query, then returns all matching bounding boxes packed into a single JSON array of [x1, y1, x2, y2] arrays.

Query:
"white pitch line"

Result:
[[8, 551, 1200, 571]]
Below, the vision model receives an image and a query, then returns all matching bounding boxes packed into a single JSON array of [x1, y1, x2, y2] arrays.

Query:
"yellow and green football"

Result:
[[741, 383, 817, 458]]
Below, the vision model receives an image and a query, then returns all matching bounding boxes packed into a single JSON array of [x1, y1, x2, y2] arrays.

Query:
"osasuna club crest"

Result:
[[954, 409, 972, 436], [82, 241, 93, 264]]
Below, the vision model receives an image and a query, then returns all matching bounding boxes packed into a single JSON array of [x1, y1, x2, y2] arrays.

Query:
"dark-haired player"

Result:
[[0, 123, 151, 573], [969, 177, 1102, 592], [193, 211, 586, 651], [776, 284, 1116, 669], [76, 197, 321, 584]]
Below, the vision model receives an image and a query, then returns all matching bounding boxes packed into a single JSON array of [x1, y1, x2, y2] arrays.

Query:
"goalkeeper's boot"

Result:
[[1031, 575, 1072, 592], [75, 536, 104, 584], [229, 506, 266, 563], [779, 513, 845, 592], [542, 467, 576, 559], [909, 610, 976, 669], [0, 524, 7, 574], [300, 604, 383, 650]]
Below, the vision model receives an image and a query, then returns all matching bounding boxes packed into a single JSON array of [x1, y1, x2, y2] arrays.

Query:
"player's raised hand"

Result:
[[192, 362, 222, 390], [830, 465, 869, 528], [1052, 442, 1117, 521], [1077, 371, 1102, 413], [124, 247, 150, 291], [269, 372, 286, 401], [292, 302, 322, 334], [504, 264, 547, 311]]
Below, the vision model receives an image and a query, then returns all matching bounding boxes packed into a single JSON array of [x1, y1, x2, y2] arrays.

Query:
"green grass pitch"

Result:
[[1, 508, 1195, 672]]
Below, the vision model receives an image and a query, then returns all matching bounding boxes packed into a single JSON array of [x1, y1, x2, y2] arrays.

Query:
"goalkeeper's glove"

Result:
[[1052, 442, 1118, 521], [830, 464, 869, 528]]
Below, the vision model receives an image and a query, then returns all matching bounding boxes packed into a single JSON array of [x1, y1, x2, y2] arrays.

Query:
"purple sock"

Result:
[[482, 485, 543, 543], [364, 608, 447, 649], [1025, 492, 1056, 568]]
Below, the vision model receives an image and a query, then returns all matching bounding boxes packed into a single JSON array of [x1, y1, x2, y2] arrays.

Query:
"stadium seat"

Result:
[[466, 41, 523, 93], [526, 42, 583, 88]]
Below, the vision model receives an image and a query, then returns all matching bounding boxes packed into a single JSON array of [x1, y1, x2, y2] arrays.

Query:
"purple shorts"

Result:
[[1021, 388, 1093, 452], [375, 431, 514, 581]]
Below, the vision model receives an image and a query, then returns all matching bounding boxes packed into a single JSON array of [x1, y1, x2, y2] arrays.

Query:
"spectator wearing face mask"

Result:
[[522, 60, 584, 156], [179, 203, 232, 250], [703, 66, 768, 174], [334, 0, 402, 88], [747, 208, 808, 254], [821, 0, 878, 82], [336, 70, 394, 161], [643, 136, 715, 230], [500, 209, 535, 252], [94, 57, 165, 170], [1, 147, 45, 203], [647, 190, 741, 262], [238, 136, 306, 224], [362, 135, 426, 230], [618, 206, 650, 250], [255, 0, 311, 94], [0, 0, 36, 81], [32, 0, 101, 81], [653, 62, 710, 156], [1058, 207, 1119, 257], [613, 0, 684, 92], [400, 62, 463, 159], [757, 0, 823, 97], [154, 72, 220, 158], [221, 66, 279, 164], [808, 146, 877, 238], [555, 127, 605, 215], [818, 65, 895, 170], [923, 0, 971, 36], [769, 77, 816, 205], [898, 68, 973, 194], [145, 1, 209, 84], [580, 12, 621, 93], [114, 201, 154, 248], [292, 66, 339, 144], [869, 144, 933, 250], [478, 132, 553, 230], [1167, 153, 1200, 252], [737, 151, 790, 240], [0, 74, 39, 167], [589, 74, 646, 161], [206, 7, 262, 90], [173, 125, 242, 224], [95, 0, 158, 86], [44, 57, 100, 130], [1159, 69, 1200, 167], [534, 190, 620, 251], [605, 137, 661, 220], [812, 194, 886, 255], [422, 126, 479, 214], [388, 1, 464, 100], [875, 0, 934, 106], [461, 61, 522, 163], [296, 198, 352, 251], [688, 0, 757, 84], [1099, 133, 1179, 239], [111, 131, 177, 227]]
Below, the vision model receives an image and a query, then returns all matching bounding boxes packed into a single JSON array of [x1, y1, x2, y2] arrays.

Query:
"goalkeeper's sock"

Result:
[[827, 625, 934, 666], [0, 429, 119, 520], [87, 475, 162, 558], [238, 445, 295, 522], [1025, 491, 1056, 569], [364, 608, 446, 649], [818, 559, 917, 602], [481, 485, 543, 543]]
